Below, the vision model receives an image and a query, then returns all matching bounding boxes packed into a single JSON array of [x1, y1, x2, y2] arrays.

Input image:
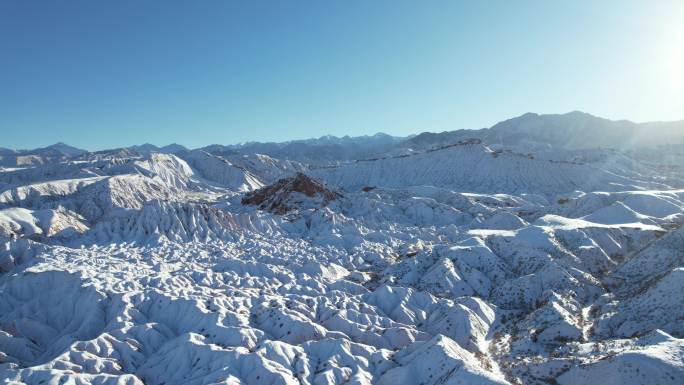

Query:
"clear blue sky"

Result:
[[1, 1, 683, 150]]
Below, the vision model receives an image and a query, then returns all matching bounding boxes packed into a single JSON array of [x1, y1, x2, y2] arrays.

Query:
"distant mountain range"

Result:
[[3, 111, 684, 167]]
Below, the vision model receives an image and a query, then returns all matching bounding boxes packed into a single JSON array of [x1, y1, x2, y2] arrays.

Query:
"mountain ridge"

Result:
[[5, 111, 684, 160]]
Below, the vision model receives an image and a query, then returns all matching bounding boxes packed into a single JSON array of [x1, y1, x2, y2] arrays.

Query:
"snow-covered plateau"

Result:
[[2, 112, 684, 385]]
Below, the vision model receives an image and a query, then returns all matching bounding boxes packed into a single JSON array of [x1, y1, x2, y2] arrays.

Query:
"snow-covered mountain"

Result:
[[0, 143, 87, 167], [398, 111, 684, 154], [202, 133, 403, 165], [2, 112, 684, 385]]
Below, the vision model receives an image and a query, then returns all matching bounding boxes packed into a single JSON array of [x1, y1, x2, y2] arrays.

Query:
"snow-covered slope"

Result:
[[2, 114, 684, 384], [312, 141, 671, 196]]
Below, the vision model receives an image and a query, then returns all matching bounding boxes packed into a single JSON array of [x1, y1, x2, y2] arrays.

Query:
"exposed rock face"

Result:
[[241, 172, 341, 214]]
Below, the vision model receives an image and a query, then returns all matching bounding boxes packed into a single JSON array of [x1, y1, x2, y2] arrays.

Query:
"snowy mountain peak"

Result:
[[42, 142, 88, 157]]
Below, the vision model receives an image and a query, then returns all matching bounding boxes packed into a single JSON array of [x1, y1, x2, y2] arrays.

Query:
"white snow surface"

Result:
[[1, 134, 684, 385]]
